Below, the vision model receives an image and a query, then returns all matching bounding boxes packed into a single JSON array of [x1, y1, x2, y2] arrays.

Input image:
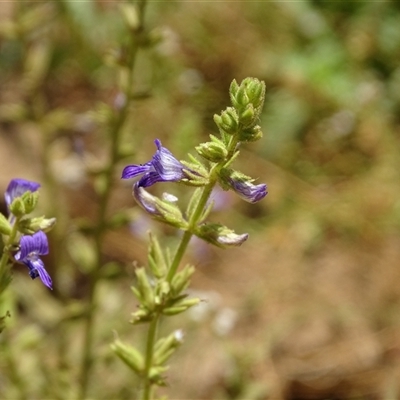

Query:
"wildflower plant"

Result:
[[112, 77, 267, 399], [0, 179, 55, 330]]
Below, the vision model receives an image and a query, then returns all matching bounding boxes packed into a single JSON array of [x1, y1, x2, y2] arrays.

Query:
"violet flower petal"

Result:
[[152, 139, 186, 181], [26, 258, 53, 289], [17, 231, 49, 259], [138, 171, 164, 188], [121, 163, 153, 179]]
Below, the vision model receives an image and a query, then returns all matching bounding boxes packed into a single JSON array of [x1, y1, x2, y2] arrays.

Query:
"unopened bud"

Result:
[[22, 190, 40, 214], [196, 141, 228, 163], [135, 267, 155, 310], [9, 197, 25, 217], [111, 340, 144, 374], [170, 264, 195, 295], [0, 214, 11, 235], [238, 104, 256, 128], [18, 216, 56, 234], [195, 222, 249, 248], [239, 125, 263, 142]]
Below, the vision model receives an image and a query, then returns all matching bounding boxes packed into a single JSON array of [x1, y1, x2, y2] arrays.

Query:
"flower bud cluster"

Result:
[[213, 77, 266, 143]]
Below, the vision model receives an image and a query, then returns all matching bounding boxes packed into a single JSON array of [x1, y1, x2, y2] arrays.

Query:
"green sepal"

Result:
[[229, 79, 240, 106], [238, 124, 263, 142], [195, 222, 249, 248], [195, 134, 228, 163], [170, 264, 195, 296], [238, 104, 256, 128], [0, 214, 12, 235], [111, 340, 144, 374], [135, 186, 188, 229], [22, 190, 40, 214], [185, 188, 202, 219], [162, 306, 189, 316], [9, 197, 25, 217], [130, 308, 153, 324], [153, 330, 184, 366], [214, 107, 239, 136], [180, 154, 209, 186], [154, 280, 171, 306], [149, 366, 169, 386], [148, 232, 167, 278], [135, 267, 155, 310], [18, 216, 56, 234]]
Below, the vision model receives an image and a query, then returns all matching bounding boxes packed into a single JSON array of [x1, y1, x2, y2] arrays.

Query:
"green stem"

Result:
[[141, 173, 219, 400], [166, 181, 216, 283], [0, 221, 27, 398], [140, 133, 241, 399], [141, 316, 159, 400], [0, 218, 20, 295], [77, 1, 148, 398]]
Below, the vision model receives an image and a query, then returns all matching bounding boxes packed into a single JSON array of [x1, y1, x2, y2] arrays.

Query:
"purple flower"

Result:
[[14, 231, 52, 290], [5, 178, 40, 210], [121, 139, 186, 187], [227, 178, 267, 203]]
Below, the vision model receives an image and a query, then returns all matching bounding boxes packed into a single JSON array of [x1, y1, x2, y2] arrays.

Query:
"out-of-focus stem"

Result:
[[77, 1, 148, 399]]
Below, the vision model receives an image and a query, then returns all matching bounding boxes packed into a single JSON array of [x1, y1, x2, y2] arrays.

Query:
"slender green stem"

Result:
[[141, 173, 219, 400], [0, 218, 20, 295], [166, 181, 216, 283], [141, 316, 159, 400], [140, 132, 241, 399], [0, 220, 27, 398]]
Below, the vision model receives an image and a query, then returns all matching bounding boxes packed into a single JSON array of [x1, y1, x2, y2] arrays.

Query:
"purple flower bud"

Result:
[[14, 231, 52, 290], [132, 184, 161, 216], [132, 184, 187, 229], [121, 139, 186, 187], [228, 179, 267, 203], [5, 179, 40, 210], [219, 169, 267, 203]]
